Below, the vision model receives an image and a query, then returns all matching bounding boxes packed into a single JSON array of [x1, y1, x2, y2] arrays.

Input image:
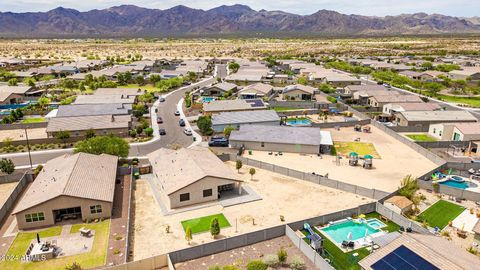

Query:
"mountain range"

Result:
[[0, 4, 479, 38]]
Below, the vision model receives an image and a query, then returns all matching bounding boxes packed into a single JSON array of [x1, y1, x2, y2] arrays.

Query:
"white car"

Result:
[[183, 128, 192, 136]]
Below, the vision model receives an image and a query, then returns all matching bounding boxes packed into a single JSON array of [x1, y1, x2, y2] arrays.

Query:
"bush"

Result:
[[290, 256, 305, 270], [277, 248, 287, 264], [208, 266, 221, 270], [144, 127, 153, 137], [246, 260, 267, 270], [222, 266, 241, 270], [263, 254, 279, 267], [326, 96, 337, 103]]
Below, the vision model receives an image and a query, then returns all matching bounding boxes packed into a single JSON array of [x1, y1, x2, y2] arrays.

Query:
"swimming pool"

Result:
[[440, 180, 477, 189], [366, 219, 387, 230], [285, 118, 312, 126], [320, 219, 381, 244], [201, 97, 215, 103]]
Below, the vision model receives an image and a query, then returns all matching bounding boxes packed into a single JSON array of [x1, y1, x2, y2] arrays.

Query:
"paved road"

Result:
[[4, 76, 217, 167], [216, 64, 228, 79]]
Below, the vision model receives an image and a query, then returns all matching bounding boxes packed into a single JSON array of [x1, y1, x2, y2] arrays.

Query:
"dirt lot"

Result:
[[0, 128, 48, 141], [175, 235, 316, 270], [246, 124, 437, 192], [0, 182, 17, 207], [132, 163, 373, 260]]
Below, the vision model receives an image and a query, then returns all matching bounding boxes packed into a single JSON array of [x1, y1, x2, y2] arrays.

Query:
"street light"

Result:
[[24, 128, 33, 169]]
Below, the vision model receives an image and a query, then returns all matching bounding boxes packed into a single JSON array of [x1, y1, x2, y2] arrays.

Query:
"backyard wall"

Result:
[[0, 172, 33, 227], [375, 202, 430, 234]]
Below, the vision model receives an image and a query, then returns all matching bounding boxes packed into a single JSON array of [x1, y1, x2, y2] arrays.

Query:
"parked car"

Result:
[[159, 97, 166, 102], [208, 138, 229, 147], [157, 117, 163, 124], [159, 128, 166, 135], [383, 83, 391, 88], [179, 119, 185, 127], [184, 128, 192, 136], [174, 110, 180, 116]]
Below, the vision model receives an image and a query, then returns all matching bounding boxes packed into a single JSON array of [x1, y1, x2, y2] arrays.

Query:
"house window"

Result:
[[90, 205, 102, 214], [203, 189, 213, 197], [25, 212, 45, 223], [261, 142, 265, 147], [180, 193, 190, 202]]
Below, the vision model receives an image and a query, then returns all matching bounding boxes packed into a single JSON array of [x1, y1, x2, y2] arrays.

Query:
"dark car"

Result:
[[208, 138, 229, 147], [157, 117, 163, 124], [159, 128, 166, 135], [179, 119, 186, 127], [159, 97, 166, 102]]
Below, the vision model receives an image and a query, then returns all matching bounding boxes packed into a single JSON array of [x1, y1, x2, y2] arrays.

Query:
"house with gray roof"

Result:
[[73, 94, 136, 105], [55, 104, 131, 117], [212, 110, 280, 132], [199, 82, 237, 97], [282, 84, 317, 101], [0, 86, 33, 105], [229, 125, 333, 154], [148, 147, 243, 209], [395, 110, 477, 129], [13, 153, 118, 230], [46, 115, 131, 138], [203, 99, 267, 115], [237, 83, 274, 99]]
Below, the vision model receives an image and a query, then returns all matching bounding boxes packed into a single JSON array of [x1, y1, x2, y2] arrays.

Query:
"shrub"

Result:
[[277, 248, 287, 264], [326, 96, 337, 103], [246, 260, 267, 270], [210, 218, 220, 238], [263, 254, 279, 267], [290, 256, 305, 270], [208, 266, 221, 270], [222, 266, 241, 270]]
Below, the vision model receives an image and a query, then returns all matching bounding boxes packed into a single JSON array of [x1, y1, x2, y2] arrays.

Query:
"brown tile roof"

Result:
[[94, 88, 144, 96], [13, 153, 118, 214], [385, 196, 413, 209], [46, 115, 131, 133], [148, 147, 242, 195], [359, 233, 479, 270]]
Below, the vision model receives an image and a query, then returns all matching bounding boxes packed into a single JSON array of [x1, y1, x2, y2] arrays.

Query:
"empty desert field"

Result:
[[0, 182, 17, 207], [132, 163, 373, 260], [246, 125, 438, 192]]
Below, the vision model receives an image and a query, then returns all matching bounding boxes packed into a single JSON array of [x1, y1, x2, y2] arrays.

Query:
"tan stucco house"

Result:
[[148, 147, 243, 209], [13, 153, 118, 230]]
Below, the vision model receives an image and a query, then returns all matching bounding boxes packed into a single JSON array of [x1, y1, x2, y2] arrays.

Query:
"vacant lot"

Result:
[[0, 128, 48, 141], [405, 134, 437, 142], [0, 182, 17, 206], [132, 163, 373, 260], [417, 200, 465, 229]]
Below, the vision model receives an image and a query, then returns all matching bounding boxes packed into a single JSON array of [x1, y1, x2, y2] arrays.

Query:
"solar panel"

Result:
[[246, 99, 265, 108], [371, 245, 439, 270]]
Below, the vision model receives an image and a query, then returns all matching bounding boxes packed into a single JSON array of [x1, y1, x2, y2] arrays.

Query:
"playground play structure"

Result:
[[348, 152, 373, 169], [303, 223, 324, 252]]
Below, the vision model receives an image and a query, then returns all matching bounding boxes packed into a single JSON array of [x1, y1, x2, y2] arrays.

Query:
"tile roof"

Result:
[[283, 84, 317, 95], [148, 147, 242, 195], [74, 94, 136, 105], [203, 99, 266, 112], [13, 153, 118, 214], [359, 233, 479, 270], [399, 110, 477, 122], [385, 196, 413, 209], [56, 104, 131, 117], [94, 88, 144, 96], [453, 122, 480, 135], [238, 83, 273, 95], [46, 115, 131, 132], [389, 102, 441, 111], [371, 95, 422, 103]]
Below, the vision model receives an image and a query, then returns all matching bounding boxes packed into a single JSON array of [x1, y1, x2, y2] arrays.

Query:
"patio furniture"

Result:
[[79, 227, 91, 237], [341, 241, 349, 248], [380, 215, 389, 222]]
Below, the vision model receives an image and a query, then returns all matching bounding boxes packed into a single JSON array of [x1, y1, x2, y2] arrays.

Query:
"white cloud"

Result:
[[0, 0, 479, 17]]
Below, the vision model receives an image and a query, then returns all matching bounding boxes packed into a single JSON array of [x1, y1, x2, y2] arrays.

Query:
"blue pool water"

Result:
[[321, 219, 380, 244], [201, 97, 215, 103], [286, 119, 312, 126], [440, 180, 476, 189], [366, 219, 386, 230]]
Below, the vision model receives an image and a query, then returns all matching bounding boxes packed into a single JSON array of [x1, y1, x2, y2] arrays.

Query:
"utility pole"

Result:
[[24, 128, 33, 169]]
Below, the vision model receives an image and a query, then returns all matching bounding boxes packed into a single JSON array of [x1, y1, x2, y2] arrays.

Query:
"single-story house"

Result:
[[282, 84, 317, 101], [344, 84, 388, 97], [12, 153, 118, 230], [237, 83, 274, 99], [199, 82, 237, 97], [203, 99, 267, 115], [368, 94, 423, 109], [73, 94, 136, 105], [428, 122, 480, 141], [46, 115, 131, 137], [229, 125, 333, 154], [419, 71, 446, 82], [359, 233, 479, 270], [211, 110, 280, 132], [449, 68, 480, 81], [55, 104, 131, 117], [399, 70, 422, 80], [0, 86, 34, 105], [384, 196, 413, 215], [94, 87, 144, 98], [394, 110, 477, 129], [148, 147, 243, 209], [383, 102, 441, 115], [323, 73, 361, 87]]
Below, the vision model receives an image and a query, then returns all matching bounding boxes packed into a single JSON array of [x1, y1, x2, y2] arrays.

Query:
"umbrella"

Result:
[[349, 152, 358, 157], [364, 154, 373, 159], [347, 232, 352, 241]]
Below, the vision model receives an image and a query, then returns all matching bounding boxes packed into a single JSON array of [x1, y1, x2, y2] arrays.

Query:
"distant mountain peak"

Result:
[[0, 4, 478, 38]]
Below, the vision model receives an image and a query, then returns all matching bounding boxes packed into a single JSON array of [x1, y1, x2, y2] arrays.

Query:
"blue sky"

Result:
[[1, 0, 479, 17]]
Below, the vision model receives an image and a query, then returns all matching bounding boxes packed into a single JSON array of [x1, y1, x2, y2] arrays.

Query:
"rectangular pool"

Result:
[[320, 219, 383, 244]]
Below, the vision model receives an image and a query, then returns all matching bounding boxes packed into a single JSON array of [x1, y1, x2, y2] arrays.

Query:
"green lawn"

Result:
[[405, 134, 438, 142], [417, 200, 465, 229], [21, 117, 45, 124], [272, 107, 303, 112], [437, 94, 480, 108], [181, 213, 230, 234], [123, 83, 158, 93], [334, 141, 381, 159], [0, 220, 110, 270]]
